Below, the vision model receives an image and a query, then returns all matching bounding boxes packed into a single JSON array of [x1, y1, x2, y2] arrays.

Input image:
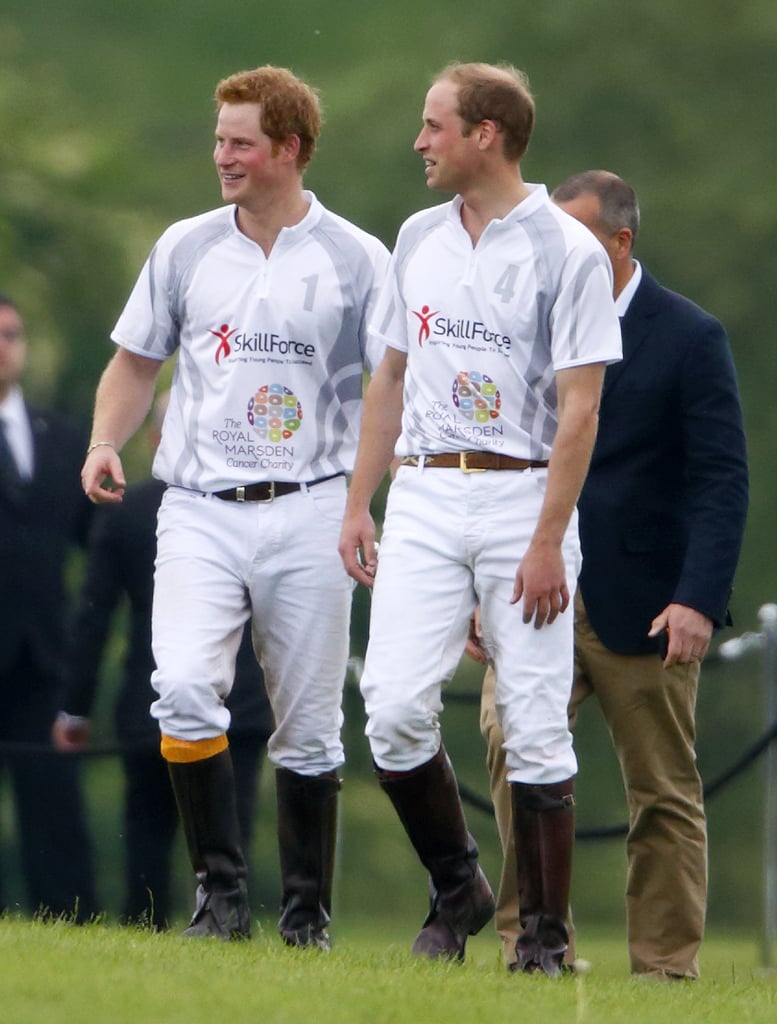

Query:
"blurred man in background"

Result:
[[0, 292, 97, 921]]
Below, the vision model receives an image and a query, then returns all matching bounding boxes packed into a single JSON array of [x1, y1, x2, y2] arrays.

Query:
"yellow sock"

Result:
[[160, 733, 229, 763]]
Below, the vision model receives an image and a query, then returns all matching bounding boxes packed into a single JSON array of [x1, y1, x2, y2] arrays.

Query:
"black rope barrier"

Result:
[[2, 649, 771, 844], [0, 733, 258, 758], [0, 740, 157, 757], [702, 718, 777, 801], [457, 716, 777, 840], [3, 717, 776, 841]]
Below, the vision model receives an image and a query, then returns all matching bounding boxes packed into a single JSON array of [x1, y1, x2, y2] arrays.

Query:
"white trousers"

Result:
[[150, 478, 352, 774], [360, 465, 580, 784]]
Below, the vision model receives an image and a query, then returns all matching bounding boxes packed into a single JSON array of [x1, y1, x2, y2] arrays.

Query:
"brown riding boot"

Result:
[[168, 749, 251, 940], [276, 768, 340, 950], [511, 778, 575, 977], [376, 746, 495, 961]]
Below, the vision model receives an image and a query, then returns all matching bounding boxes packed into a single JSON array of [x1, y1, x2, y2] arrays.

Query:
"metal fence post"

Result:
[[759, 603, 777, 968]]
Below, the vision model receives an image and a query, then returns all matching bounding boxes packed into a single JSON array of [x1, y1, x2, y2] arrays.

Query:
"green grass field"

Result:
[[2, 917, 776, 1024]]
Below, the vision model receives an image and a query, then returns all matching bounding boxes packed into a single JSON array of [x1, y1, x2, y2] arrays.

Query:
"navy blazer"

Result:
[[0, 403, 92, 677], [577, 267, 748, 656]]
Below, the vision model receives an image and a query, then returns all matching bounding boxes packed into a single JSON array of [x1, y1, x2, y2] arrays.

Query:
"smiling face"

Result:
[[413, 80, 479, 193], [213, 102, 281, 209]]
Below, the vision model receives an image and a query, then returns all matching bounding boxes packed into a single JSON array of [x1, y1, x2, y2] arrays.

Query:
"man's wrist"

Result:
[[86, 440, 117, 457]]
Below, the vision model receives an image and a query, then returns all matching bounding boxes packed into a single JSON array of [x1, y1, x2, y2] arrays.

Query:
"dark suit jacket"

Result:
[[578, 266, 749, 656], [64, 478, 273, 744], [0, 403, 92, 678]]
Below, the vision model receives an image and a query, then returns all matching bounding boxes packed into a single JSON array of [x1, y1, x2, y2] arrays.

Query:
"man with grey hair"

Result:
[[480, 170, 748, 979]]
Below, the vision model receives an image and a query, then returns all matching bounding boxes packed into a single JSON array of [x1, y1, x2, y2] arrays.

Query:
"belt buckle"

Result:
[[257, 482, 276, 503], [459, 452, 485, 474]]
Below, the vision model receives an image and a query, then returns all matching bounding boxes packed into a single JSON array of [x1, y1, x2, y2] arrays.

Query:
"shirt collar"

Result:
[[0, 386, 33, 479], [229, 190, 322, 246], [614, 259, 642, 316], [448, 183, 549, 232], [0, 385, 27, 428]]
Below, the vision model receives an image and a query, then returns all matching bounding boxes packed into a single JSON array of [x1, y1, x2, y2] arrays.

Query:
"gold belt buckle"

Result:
[[459, 452, 485, 474]]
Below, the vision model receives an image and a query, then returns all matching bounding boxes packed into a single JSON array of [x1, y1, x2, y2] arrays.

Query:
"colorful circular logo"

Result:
[[247, 384, 303, 441], [451, 371, 501, 422]]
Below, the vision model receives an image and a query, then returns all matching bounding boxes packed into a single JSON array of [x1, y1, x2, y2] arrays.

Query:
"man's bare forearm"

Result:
[[346, 349, 406, 513], [531, 362, 605, 547], [90, 348, 163, 451]]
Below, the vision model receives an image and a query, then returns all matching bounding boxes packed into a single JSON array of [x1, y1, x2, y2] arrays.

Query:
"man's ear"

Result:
[[279, 134, 301, 163], [614, 227, 633, 259], [476, 119, 500, 151]]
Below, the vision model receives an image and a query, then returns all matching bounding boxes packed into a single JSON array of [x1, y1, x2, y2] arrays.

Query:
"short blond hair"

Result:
[[434, 62, 535, 161]]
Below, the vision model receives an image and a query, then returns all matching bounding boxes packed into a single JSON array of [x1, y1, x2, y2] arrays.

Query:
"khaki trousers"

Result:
[[480, 591, 707, 978]]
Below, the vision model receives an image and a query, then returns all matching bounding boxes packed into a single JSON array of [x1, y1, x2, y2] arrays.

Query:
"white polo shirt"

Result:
[[112, 192, 389, 492], [370, 185, 622, 461]]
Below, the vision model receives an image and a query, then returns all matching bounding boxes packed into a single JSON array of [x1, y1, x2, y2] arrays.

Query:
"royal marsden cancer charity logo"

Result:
[[247, 384, 303, 442], [452, 371, 501, 423]]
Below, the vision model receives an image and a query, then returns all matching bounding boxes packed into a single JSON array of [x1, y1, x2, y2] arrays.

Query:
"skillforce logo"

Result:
[[210, 323, 236, 365], [209, 323, 315, 364], [411, 307, 512, 354], [412, 305, 438, 346], [247, 384, 303, 442]]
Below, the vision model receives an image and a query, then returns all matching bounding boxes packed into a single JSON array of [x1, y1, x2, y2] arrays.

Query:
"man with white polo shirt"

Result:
[[339, 62, 621, 974], [81, 65, 389, 946]]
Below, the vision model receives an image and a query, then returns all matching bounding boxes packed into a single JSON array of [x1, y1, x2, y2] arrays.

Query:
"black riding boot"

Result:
[[511, 778, 575, 977], [376, 746, 495, 961], [276, 768, 340, 950], [168, 749, 250, 939]]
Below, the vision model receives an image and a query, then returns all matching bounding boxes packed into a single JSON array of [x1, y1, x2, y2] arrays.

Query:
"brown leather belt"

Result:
[[214, 472, 344, 503], [400, 452, 548, 473]]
